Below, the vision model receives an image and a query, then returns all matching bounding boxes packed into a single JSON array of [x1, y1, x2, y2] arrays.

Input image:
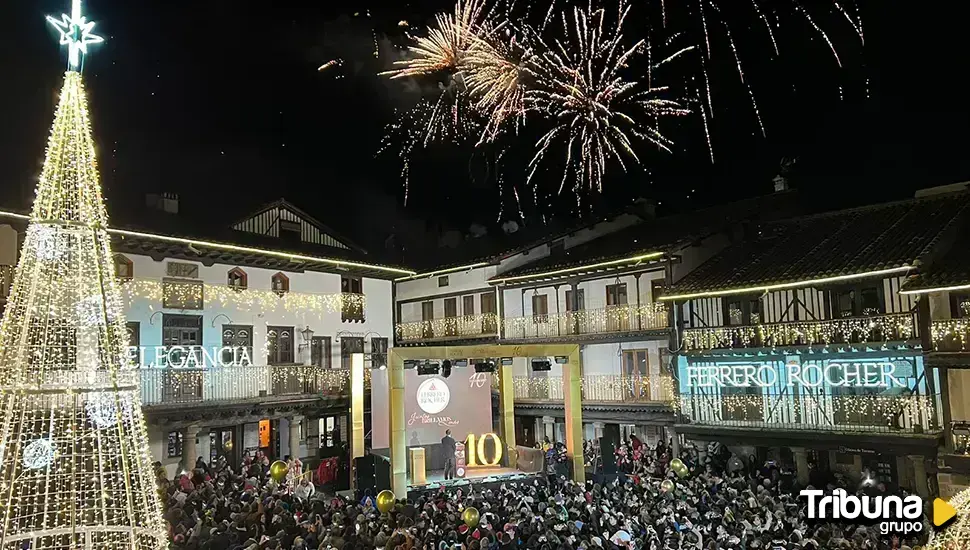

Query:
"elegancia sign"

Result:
[[126, 346, 253, 368], [686, 360, 906, 389], [416, 377, 451, 414]]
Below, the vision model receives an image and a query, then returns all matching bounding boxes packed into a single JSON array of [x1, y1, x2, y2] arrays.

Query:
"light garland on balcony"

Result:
[[118, 278, 365, 315], [396, 313, 498, 340], [682, 314, 916, 352], [0, 68, 167, 548], [676, 393, 936, 429], [931, 319, 970, 351], [510, 375, 675, 403], [502, 304, 668, 338]]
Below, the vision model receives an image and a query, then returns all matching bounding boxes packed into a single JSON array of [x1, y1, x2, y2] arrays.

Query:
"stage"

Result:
[[406, 466, 544, 498]]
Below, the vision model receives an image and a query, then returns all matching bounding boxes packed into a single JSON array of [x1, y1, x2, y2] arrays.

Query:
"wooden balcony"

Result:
[[512, 374, 675, 405], [681, 312, 917, 352], [138, 365, 355, 406], [502, 303, 669, 341], [677, 391, 941, 435], [395, 313, 499, 343]]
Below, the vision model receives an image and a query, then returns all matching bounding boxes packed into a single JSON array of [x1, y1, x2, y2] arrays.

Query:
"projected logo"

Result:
[[416, 377, 451, 414]]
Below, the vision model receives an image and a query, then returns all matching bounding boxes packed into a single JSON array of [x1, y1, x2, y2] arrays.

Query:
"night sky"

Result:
[[0, 1, 967, 260]]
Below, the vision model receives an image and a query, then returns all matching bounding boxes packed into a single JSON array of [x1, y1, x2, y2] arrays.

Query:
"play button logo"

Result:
[[934, 498, 957, 528]]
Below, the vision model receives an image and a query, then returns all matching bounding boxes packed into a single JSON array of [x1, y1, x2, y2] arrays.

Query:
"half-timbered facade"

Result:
[[663, 190, 970, 498]]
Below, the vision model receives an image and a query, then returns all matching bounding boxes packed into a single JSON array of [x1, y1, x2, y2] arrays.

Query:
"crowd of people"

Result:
[[157, 438, 931, 549]]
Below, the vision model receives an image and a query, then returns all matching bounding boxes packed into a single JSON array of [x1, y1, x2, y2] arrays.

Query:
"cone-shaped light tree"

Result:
[[0, 1, 167, 548], [926, 488, 970, 549]]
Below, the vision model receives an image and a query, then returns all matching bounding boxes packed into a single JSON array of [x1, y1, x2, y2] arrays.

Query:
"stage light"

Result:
[[531, 359, 552, 372], [454, 359, 468, 368], [475, 360, 496, 373], [417, 361, 440, 376], [403, 360, 418, 369], [442, 359, 452, 378], [554, 356, 568, 365]]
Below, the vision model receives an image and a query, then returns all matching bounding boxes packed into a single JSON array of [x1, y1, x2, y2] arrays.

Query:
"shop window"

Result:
[[228, 267, 248, 290], [113, 254, 133, 279], [267, 326, 294, 364], [271, 272, 289, 296]]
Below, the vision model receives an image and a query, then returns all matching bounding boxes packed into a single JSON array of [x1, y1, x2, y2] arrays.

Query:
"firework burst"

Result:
[[382, 0, 487, 80], [525, 0, 689, 196], [462, 23, 534, 143]]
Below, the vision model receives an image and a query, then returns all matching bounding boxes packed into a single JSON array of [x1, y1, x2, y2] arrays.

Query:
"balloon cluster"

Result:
[[670, 458, 690, 479]]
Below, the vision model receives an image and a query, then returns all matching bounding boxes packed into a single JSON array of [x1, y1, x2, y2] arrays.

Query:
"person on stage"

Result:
[[441, 429, 457, 480]]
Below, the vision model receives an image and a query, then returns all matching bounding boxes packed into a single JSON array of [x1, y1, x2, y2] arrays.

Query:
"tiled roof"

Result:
[[491, 191, 799, 281], [900, 219, 970, 292], [667, 192, 970, 297]]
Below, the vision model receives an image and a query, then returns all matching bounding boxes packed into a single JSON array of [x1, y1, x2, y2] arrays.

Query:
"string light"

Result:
[[0, 71, 167, 548], [117, 278, 365, 316], [396, 313, 498, 341], [510, 374, 674, 404], [681, 313, 915, 351], [931, 319, 970, 351], [503, 304, 668, 339]]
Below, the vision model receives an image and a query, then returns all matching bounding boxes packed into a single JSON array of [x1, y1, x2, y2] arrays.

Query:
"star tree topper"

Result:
[[47, 0, 104, 71]]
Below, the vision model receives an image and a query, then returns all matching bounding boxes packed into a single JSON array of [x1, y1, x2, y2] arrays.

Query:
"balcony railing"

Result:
[[139, 365, 352, 406], [677, 392, 941, 434], [512, 374, 675, 404], [503, 303, 668, 341], [396, 313, 499, 342], [681, 312, 917, 352], [931, 319, 970, 352]]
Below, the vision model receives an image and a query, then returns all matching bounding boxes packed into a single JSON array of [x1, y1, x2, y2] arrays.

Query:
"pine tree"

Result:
[[0, 7, 167, 546]]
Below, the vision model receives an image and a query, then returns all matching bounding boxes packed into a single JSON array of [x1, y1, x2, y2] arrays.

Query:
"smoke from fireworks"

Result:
[[525, 0, 689, 196]]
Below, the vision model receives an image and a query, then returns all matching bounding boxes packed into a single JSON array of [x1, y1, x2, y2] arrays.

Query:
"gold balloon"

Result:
[[376, 490, 395, 514], [462, 506, 480, 528], [670, 458, 685, 472], [269, 460, 289, 482], [223, 440, 233, 451], [660, 479, 675, 493]]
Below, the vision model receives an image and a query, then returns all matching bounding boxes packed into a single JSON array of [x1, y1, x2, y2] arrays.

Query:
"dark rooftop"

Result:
[[665, 191, 970, 298]]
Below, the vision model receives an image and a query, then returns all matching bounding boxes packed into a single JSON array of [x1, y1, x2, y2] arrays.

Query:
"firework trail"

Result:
[[524, 0, 689, 195]]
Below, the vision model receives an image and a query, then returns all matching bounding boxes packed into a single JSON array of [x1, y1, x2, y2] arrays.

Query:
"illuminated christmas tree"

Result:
[[0, 1, 167, 548]]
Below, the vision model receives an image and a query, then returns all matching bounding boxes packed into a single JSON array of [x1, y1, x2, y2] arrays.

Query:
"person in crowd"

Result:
[[161, 440, 929, 550], [441, 429, 457, 480]]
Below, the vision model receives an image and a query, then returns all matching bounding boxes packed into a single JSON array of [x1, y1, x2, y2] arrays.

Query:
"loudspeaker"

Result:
[[355, 455, 391, 494], [599, 437, 617, 474]]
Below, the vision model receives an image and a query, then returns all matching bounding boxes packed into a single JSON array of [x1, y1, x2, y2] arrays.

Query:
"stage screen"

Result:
[[371, 368, 493, 449]]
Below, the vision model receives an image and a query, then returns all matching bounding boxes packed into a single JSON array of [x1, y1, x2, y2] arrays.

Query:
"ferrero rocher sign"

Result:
[[686, 361, 905, 389]]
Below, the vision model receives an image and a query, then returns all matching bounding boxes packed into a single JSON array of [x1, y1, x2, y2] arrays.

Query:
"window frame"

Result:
[[266, 325, 295, 365], [114, 254, 133, 279], [228, 267, 248, 290], [531, 293, 549, 323], [722, 296, 762, 326], [271, 272, 290, 296], [341, 275, 365, 323]]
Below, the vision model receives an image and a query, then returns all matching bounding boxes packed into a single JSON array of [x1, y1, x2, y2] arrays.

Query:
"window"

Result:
[[114, 254, 133, 279], [162, 314, 203, 366], [126, 321, 140, 366], [622, 350, 650, 377], [371, 337, 389, 369], [723, 297, 761, 326], [341, 275, 364, 322], [651, 279, 666, 301], [340, 336, 365, 369], [222, 324, 253, 365], [162, 279, 203, 310], [565, 289, 585, 312], [951, 292, 970, 319], [280, 219, 301, 244], [267, 326, 294, 364], [606, 283, 628, 306], [166, 261, 199, 279], [228, 267, 248, 290], [438, 276, 450, 287], [462, 295, 475, 316], [421, 301, 434, 338], [444, 298, 458, 335], [311, 336, 332, 368], [480, 292, 497, 333], [167, 431, 183, 458], [271, 272, 290, 296], [531, 294, 549, 323], [829, 284, 883, 318]]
